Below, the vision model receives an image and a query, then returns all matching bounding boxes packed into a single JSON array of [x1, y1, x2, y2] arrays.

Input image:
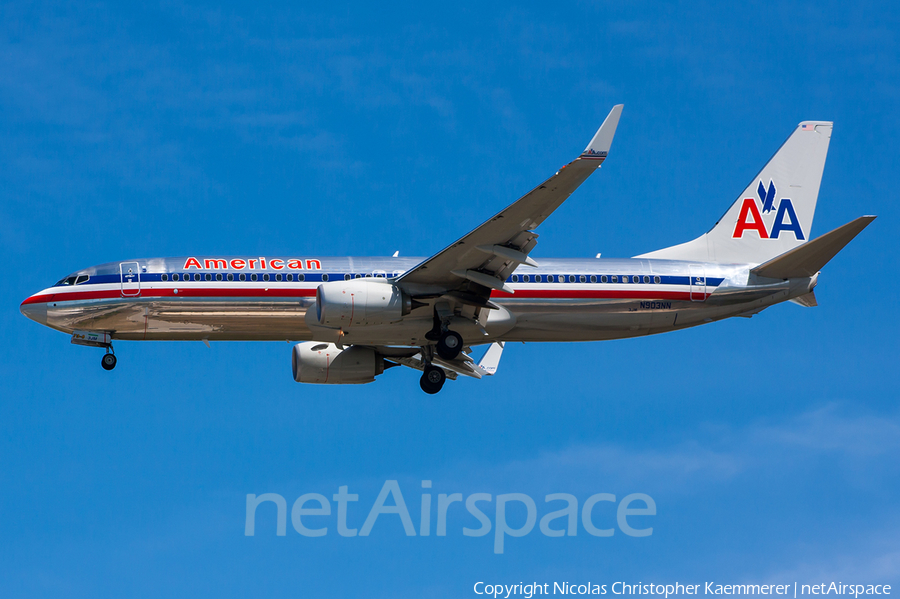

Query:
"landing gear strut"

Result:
[[101, 348, 117, 371], [436, 330, 463, 360], [420, 364, 446, 394]]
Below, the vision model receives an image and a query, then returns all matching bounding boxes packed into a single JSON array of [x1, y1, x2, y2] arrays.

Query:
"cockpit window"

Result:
[[55, 274, 91, 286]]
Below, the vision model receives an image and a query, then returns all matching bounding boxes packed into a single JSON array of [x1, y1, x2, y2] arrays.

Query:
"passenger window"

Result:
[[568, 275, 576, 283], [345, 274, 351, 281], [276, 274, 283, 282], [161, 274, 168, 282], [643, 275, 650, 284], [227, 273, 234, 281], [216, 273, 223, 281], [579, 275, 586, 283], [263, 274, 270, 282], [205, 273, 212, 281], [322, 274, 329, 282], [622, 276, 629, 283], [601, 275, 608, 283], [251, 274, 258, 282], [239, 273, 246, 281], [654, 275, 661, 284], [558, 275, 564, 283], [355, 273, 362, 279], [298, 274, 305, 282], [512, 275, 519, 282], [611, 275, 618, 283], [287, 274, 293, 281], [590, 275, 597, 283], [172, 273, 179, 281]]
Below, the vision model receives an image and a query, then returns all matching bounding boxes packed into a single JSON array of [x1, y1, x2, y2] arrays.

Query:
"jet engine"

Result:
[[315, 280, 411, 327], [292, 342, 384, 384]]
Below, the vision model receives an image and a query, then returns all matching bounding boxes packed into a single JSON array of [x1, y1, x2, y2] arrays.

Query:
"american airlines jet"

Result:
[[20, 106, 874, 393]]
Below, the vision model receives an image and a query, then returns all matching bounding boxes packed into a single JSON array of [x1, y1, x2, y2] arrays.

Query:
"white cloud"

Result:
[[421, 403, 900, 496]]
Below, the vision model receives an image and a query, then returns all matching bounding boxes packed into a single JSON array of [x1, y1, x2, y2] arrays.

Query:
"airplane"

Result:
[[20, 106, 876, 394]]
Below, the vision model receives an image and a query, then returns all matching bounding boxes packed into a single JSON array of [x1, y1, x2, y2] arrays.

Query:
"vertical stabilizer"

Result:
[[638, 121, 832, 264]]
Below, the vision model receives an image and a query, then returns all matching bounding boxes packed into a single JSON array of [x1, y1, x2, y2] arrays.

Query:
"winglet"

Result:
[[581, 104, 624, 160], [478, 342, 505, 375]]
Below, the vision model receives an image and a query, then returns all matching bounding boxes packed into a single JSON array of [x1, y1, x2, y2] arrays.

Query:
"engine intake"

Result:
[[315, 280, 410, 327], [292, 342, 384, 384]]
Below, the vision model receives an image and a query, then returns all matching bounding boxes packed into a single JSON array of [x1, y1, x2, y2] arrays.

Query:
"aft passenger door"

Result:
[[689, 265, 706, 301], [120, 262, 141, 297]]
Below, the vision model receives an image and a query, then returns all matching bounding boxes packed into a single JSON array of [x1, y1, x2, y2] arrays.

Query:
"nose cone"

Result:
[[20, 295, 49, 325]]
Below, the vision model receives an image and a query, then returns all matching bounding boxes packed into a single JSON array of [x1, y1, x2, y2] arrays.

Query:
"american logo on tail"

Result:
[[732, 180, 804, 240]]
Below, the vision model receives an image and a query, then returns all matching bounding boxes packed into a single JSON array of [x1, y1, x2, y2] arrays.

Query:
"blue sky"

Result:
[[1, 1, 898, 596]]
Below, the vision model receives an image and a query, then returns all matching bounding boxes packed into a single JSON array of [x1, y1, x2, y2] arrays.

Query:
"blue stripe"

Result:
[[58, 272, 725, 288]]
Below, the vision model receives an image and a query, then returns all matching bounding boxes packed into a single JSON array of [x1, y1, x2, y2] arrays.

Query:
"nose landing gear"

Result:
[[70, 331, 117, 371], [101, 351, 117, 371]]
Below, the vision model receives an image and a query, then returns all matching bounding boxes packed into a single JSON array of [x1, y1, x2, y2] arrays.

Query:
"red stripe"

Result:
[[490, 289, 704, 300], [21, 294, 55, 306], [23, 287, 318, 304], [24, 286, 706, 305]]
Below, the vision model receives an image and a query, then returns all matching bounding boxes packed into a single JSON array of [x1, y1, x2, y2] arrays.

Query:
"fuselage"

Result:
[[20, 255, 814, 346]]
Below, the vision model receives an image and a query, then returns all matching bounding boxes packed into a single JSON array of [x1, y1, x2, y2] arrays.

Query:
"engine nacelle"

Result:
[[315, 280, 409, 327], [292, 342, 384, 384]]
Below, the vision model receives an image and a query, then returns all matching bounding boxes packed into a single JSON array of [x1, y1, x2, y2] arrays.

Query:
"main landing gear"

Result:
[[420, 303, 465, 392], [420, 364, 446, 394], [426, 305, 464, 361], [435, 330, 462, 360]]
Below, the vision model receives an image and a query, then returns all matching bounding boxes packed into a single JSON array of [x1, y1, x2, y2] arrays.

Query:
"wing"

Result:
[[396, 105, 624, 297]]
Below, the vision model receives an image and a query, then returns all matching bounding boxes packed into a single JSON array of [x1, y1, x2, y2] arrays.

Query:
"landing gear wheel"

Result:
[[101, 353, 117, 371], [436, 330, 463, 360], [420, 365, 446, 394]]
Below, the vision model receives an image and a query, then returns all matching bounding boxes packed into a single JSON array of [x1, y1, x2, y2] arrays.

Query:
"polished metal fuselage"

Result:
[[20, 255, 814, 346]]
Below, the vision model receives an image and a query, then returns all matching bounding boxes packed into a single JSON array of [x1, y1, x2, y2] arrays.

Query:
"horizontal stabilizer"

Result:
[[752, 216, 876, 279]]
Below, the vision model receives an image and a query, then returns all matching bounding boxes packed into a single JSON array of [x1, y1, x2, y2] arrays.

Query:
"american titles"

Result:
[[183, 257, 322, 271]]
